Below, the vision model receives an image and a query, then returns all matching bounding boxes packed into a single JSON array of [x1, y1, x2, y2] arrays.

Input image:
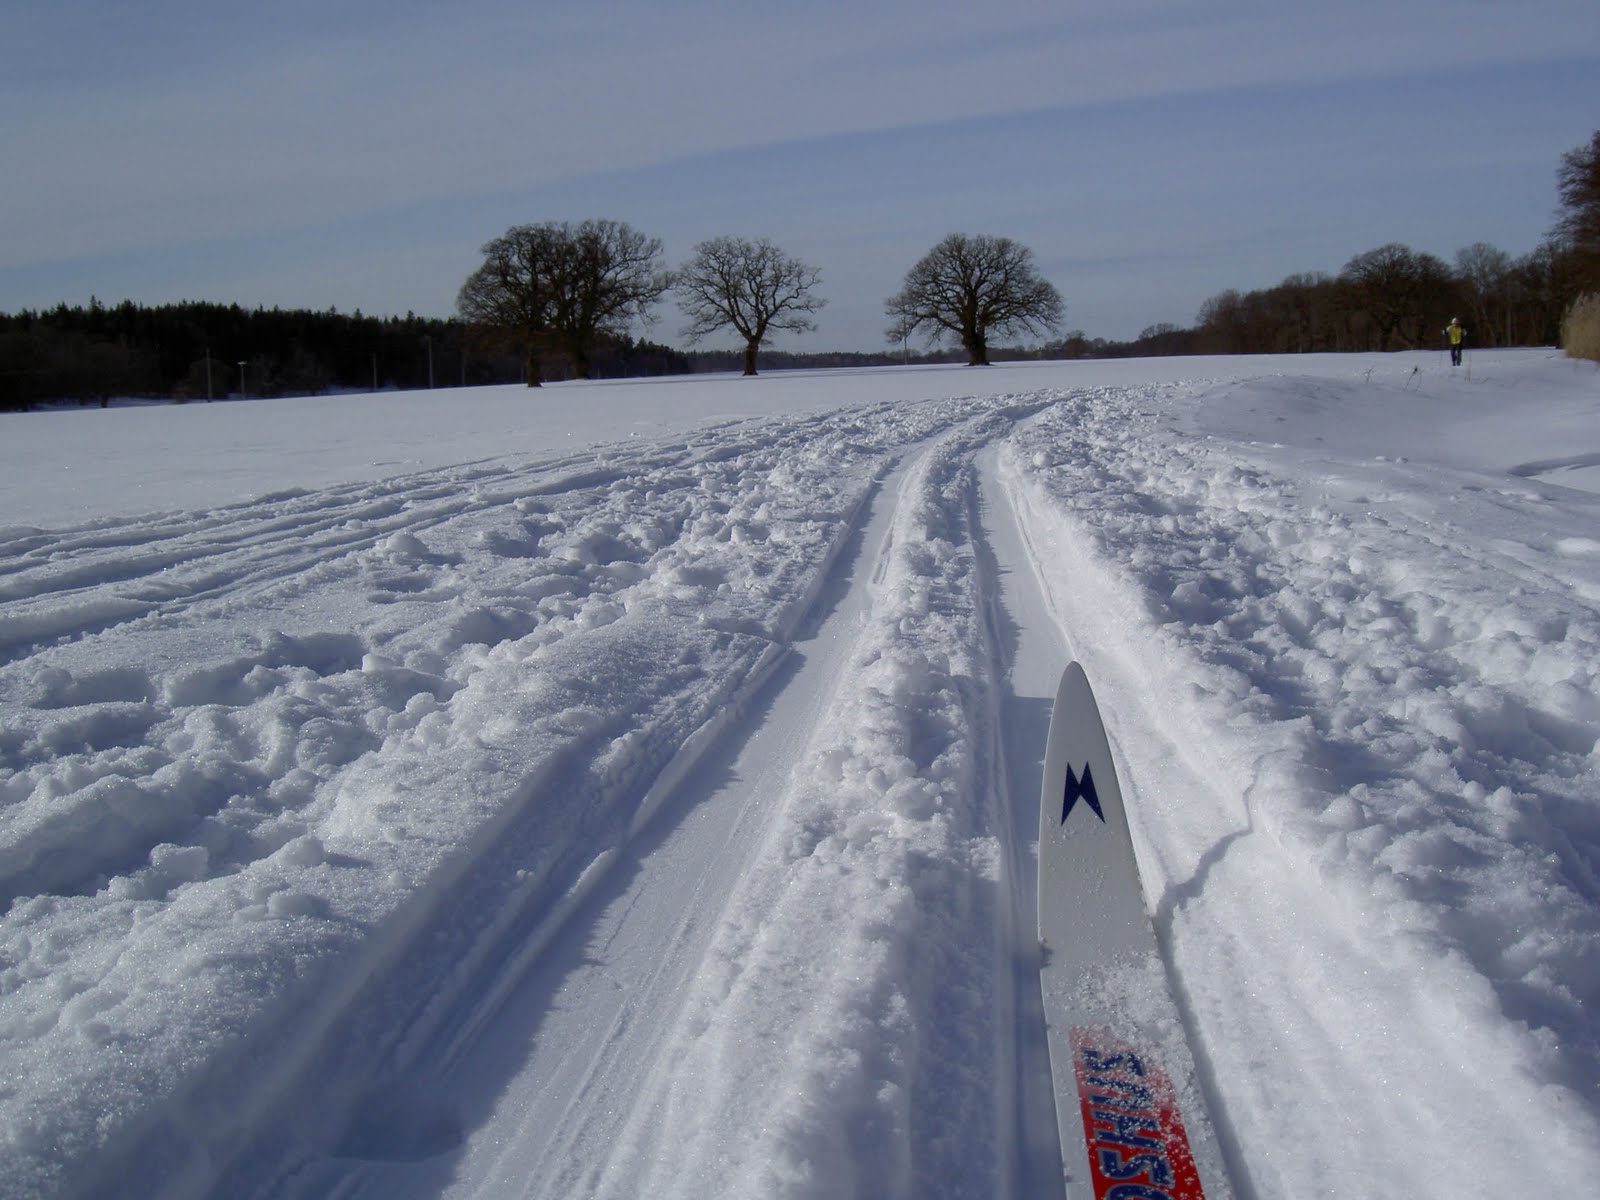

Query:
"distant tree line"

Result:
[[448, 130, 1600, 373], [684, 347, 969, 372], [1176, 238, 1582, 356], [1130, 130, 1600, 358], [0, 299, 689, 411], [7, 132, 1595, 410]]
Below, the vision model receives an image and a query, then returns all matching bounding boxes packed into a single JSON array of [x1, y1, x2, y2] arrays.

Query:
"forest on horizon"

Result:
[[4, 128, 1596, 411]]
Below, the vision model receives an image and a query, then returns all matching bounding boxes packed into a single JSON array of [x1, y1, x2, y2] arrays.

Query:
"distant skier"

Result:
[[1444, 317, 1466, 366]]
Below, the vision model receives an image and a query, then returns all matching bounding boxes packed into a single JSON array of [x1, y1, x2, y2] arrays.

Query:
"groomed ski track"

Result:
[[12, 367, 1597, 1199], [213, 406, 1083, 1200]]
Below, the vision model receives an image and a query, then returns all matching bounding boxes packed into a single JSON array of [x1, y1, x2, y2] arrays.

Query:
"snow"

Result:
[[1, 350, 1597, 1199]]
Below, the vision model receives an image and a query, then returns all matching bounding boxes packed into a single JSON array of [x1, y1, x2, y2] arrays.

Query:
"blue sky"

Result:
[[4, 1, 1597, 350]]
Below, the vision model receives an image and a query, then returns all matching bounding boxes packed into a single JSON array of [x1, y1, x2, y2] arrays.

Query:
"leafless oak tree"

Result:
[[1339, 243, 1452, 350], [677, 237, 825, 375], [457, 219, 669, 386], [884, 233, 1063, 365], [1556, 130, 1600, 289]]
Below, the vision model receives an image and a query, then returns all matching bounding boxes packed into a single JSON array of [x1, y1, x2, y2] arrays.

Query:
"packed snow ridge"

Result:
[[1, 350, 1597, 1199]]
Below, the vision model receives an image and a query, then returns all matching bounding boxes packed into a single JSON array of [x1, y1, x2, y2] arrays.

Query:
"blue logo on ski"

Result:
[[1061, 763, 1105, 825]]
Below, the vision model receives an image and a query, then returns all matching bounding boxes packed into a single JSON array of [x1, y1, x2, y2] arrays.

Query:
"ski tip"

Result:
[[1056, 659, 1090, 700]]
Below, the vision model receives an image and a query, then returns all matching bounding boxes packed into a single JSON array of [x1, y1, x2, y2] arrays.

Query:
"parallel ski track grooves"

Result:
[[1, 485, 489, 663], [517, 458, 922, 1199], [967, 456, 1063, 1200], [142, 400, 1079, 1199], [213, 433, 926, 1200], [0, 431, 796, 664], [969, 446, 1069, 1199], [12, 412, 847, 1200], [991, 444, 1256, 1199]]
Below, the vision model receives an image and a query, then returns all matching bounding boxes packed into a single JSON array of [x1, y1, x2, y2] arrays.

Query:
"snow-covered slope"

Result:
[[2, 351, 1596, 1198]]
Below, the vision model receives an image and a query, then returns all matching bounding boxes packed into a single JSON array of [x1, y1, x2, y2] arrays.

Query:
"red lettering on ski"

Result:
[[1070, 1026, 1207, 1199]]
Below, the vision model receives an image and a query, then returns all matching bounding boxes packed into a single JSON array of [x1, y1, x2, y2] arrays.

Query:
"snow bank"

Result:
[[1000, 371, 1600, 1193]]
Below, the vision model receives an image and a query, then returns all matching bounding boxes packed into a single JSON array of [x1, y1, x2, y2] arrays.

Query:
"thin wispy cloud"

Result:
[[4, 1, 1597, 345]]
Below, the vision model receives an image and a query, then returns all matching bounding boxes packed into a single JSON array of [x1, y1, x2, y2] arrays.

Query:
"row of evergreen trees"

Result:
[[0, 301, 690, 412]]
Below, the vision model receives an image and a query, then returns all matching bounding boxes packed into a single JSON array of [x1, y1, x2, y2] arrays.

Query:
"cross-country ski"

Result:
[[1037, 662, 1229, 1199]]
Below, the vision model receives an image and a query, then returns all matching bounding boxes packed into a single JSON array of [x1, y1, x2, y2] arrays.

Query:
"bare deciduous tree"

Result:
[[457, 224, 559, 386], [457, 220, 669, 386], [676, 237, 825, 376], [1339, 243, 1453, 350], [1455, 242, 1513, 346], [884, 233, 1063, 365], [1555, 130, 1600, 290]]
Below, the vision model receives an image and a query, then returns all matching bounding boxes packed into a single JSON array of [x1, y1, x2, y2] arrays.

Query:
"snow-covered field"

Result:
[[2, 350, 1597, 1199]]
